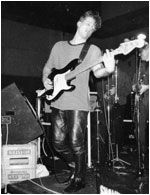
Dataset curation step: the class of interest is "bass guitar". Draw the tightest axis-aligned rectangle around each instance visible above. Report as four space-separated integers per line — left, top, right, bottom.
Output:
36 38 145 101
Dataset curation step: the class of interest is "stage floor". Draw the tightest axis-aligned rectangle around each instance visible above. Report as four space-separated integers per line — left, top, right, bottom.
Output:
5 162 149 194
3 144 149 194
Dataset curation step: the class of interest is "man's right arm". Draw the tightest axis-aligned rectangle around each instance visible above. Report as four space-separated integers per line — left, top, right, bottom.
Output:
42 66 53 90
42 66 50 83
42 43 58 90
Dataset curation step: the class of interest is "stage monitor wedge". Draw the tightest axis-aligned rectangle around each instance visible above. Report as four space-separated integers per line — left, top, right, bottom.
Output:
1 83 43 144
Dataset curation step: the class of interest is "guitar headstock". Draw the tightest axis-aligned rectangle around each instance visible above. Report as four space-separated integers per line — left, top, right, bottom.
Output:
115 38 145 55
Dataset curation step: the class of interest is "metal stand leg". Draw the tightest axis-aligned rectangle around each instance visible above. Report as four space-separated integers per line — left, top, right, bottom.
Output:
112 144 131 167
95 108 102 194
87 112 92 168
106 104 114 167
95 108 101 164
136 98 143 177
36 97 41 159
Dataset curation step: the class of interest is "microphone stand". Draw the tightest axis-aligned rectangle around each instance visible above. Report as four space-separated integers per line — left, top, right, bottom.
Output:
95 100 102 194
135 49 143 177
105 76 114 167
111 66 131 167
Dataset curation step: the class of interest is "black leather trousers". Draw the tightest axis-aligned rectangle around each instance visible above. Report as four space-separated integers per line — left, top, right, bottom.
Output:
51 107 88 180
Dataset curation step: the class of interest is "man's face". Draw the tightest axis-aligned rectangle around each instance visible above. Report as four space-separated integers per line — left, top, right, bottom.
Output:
77 17 96 39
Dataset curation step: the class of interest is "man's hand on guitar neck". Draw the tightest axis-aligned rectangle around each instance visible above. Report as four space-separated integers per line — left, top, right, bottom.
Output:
93 49 115 78
103 49 115 73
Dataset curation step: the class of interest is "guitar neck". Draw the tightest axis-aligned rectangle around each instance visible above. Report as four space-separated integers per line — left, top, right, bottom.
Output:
65 48 121 81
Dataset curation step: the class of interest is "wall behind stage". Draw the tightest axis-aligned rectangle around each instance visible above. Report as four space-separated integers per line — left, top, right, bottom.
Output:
2 19 148 78
1 19 61 77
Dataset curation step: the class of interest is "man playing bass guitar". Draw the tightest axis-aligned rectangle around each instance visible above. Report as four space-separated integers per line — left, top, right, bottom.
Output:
42 10 115 193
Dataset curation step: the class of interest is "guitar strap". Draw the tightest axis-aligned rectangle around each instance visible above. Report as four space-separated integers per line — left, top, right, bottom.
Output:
78 43 91 63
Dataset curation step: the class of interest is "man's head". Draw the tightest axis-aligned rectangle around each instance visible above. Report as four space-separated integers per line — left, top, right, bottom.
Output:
77 10 102 40
79 11 102 31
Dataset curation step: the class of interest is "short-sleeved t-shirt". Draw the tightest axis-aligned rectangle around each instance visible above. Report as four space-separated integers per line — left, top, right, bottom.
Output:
44 41 101 111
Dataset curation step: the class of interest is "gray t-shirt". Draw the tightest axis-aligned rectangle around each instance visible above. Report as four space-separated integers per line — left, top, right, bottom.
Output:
43 41 102 111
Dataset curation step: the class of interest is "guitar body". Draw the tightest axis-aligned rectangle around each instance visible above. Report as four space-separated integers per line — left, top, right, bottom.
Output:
46 58 79 101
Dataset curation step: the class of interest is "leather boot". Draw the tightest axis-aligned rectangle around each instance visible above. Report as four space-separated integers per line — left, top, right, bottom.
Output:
58 151 75 184
64 178 85 193
59 150 74 166
63 167 75 185
63 174 75 185
64 152 86 193
74 151 86 179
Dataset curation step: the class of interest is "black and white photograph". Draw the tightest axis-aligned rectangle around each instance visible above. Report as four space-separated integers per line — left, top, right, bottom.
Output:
1 1 149 194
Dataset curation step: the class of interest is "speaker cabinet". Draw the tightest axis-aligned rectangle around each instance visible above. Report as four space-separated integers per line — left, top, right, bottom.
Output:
1 83 43 144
